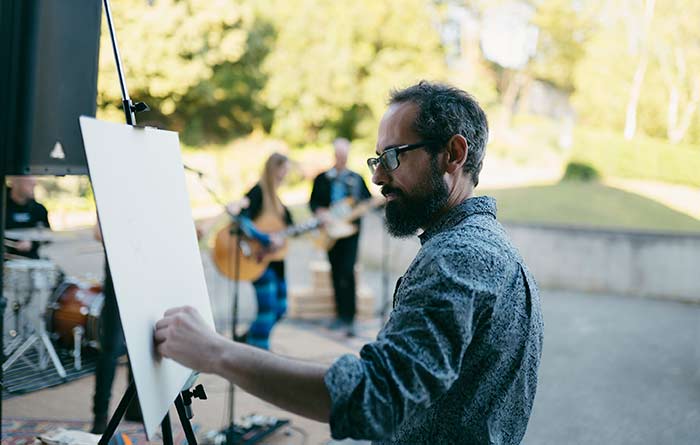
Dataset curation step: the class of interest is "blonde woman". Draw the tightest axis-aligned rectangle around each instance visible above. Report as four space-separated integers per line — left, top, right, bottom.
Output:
237 153 292 349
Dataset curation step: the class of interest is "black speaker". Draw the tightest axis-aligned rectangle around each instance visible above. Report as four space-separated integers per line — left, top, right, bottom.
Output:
0 0 102 176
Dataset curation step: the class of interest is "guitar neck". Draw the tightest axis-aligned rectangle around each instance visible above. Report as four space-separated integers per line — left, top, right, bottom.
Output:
342 197 382 222
272 197 381 240
279 219 320 239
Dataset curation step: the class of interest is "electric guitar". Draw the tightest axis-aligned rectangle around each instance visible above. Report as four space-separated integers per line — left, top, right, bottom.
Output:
313 196 384 251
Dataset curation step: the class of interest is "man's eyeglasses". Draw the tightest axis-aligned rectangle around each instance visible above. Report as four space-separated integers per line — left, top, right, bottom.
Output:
366 141 437 174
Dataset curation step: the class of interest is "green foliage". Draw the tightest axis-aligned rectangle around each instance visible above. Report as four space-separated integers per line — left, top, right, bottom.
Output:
91 0 700 192
259 0 447 145
562 161 600 182
572 26 634 131
97 0 262 142
570 127 700 187
530 0 598 92
572 0 700 144
97 0 447 146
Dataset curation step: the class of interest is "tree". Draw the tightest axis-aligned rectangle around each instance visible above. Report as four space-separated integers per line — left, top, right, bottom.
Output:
258 0 447 145
652 0 700 144
97 0 263 143
530 0 598 93
573 0 700 145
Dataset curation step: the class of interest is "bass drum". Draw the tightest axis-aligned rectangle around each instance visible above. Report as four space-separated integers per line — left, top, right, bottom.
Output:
46 280 104 350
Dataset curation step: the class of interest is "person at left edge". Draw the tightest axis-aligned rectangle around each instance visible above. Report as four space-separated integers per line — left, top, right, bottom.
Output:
4 176 50 259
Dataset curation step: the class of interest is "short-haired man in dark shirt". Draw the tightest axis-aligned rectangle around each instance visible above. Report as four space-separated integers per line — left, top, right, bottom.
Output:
4 176 51 260
155 81 544 444
309 138 372 337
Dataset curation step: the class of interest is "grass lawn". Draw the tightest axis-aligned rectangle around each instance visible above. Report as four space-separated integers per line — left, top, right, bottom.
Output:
478 181 700 233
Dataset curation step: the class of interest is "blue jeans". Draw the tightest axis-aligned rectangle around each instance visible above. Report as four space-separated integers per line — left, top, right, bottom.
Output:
247 263 287 350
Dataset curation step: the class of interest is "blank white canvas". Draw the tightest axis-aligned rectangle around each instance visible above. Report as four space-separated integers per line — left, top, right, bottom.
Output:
79 117 214 439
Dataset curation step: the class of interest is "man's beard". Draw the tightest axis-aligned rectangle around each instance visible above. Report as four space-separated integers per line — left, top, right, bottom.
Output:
383 158 449 238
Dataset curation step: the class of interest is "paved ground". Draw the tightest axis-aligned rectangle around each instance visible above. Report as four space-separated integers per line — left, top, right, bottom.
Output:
4 219 700 444
524 291 700 445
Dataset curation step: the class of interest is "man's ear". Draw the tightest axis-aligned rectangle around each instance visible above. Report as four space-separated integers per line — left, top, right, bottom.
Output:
444 135 468 174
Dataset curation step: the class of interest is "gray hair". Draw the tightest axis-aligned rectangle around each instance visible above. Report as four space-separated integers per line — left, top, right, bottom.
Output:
389 81 489 187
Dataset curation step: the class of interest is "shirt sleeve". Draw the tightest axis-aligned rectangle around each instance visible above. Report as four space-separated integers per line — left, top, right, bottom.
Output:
356 173 371 201
309 174 329 213
237 216 270 246
323 249 480 440
240 184 263 221
38 204 50 229
238 185 270 245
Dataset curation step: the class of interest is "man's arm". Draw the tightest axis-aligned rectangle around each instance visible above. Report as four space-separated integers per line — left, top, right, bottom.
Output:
39 203 51 229
154 306 332 422
309 174 329 214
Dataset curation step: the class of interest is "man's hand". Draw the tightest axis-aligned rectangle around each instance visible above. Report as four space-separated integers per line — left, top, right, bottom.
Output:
268 233 285 252
315 208 331 227
155 308 332 423
154 306 224 374
226 197 250 216
15 240 32 252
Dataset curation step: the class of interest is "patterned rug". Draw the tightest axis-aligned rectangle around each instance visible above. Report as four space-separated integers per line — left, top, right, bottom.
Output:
1 417 191 445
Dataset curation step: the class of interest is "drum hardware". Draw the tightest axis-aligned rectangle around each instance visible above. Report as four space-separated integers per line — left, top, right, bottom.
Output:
2 259 66 378
2 323 67 378
73 325 85 370
4 227 82 243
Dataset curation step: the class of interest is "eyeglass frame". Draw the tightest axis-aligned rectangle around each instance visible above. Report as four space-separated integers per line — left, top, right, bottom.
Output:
366 140 439 174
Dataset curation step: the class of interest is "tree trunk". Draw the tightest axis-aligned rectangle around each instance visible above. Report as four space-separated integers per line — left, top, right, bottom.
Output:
623 0 656 140
668 75 700 144
623 53 648 140
497 70 527 132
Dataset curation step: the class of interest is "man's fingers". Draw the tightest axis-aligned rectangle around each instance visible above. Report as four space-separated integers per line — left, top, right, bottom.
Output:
155 317 171 330
156 342 170 358
163 306 188 317
154 325 169 343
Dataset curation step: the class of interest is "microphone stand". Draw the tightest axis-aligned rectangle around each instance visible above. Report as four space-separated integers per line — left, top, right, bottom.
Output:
182 166 246 443
185 167 291 444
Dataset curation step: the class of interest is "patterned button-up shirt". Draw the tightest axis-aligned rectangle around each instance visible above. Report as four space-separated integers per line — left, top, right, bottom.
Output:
324 196 544 444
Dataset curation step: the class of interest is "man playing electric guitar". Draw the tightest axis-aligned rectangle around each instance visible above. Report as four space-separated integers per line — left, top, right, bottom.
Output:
309 138 372 337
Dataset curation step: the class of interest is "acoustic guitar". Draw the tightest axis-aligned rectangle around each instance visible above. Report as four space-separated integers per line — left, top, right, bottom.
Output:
212 197 383 282
213 212 319 282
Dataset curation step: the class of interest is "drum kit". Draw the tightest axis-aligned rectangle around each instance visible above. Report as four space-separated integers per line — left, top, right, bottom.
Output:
2 228 104 377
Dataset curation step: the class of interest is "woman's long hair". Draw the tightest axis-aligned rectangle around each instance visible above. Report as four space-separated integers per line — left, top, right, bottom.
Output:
260 152 289 218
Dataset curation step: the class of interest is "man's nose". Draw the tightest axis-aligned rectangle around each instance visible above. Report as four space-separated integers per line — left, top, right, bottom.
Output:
371 163 388 186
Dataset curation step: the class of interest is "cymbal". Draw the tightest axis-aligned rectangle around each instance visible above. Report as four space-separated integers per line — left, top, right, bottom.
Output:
4 228 81 243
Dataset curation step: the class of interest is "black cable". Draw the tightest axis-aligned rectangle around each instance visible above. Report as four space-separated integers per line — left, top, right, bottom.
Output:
285 424 308 445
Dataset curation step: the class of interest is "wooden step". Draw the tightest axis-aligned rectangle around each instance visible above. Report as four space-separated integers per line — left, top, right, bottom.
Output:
288 287 374 319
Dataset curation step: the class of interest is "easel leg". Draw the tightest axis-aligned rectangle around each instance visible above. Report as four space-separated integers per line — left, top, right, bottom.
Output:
98 381 137 445
162 413 174 445
175 395 198 445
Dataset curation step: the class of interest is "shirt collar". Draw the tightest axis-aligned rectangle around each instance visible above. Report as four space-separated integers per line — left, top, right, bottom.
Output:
418 196 497 245
326 168 350 179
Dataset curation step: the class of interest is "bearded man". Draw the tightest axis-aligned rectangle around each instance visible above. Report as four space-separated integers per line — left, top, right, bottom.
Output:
155 81 544 445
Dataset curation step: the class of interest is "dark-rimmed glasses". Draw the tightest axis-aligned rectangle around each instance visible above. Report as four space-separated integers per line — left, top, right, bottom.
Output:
366 141 437 174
